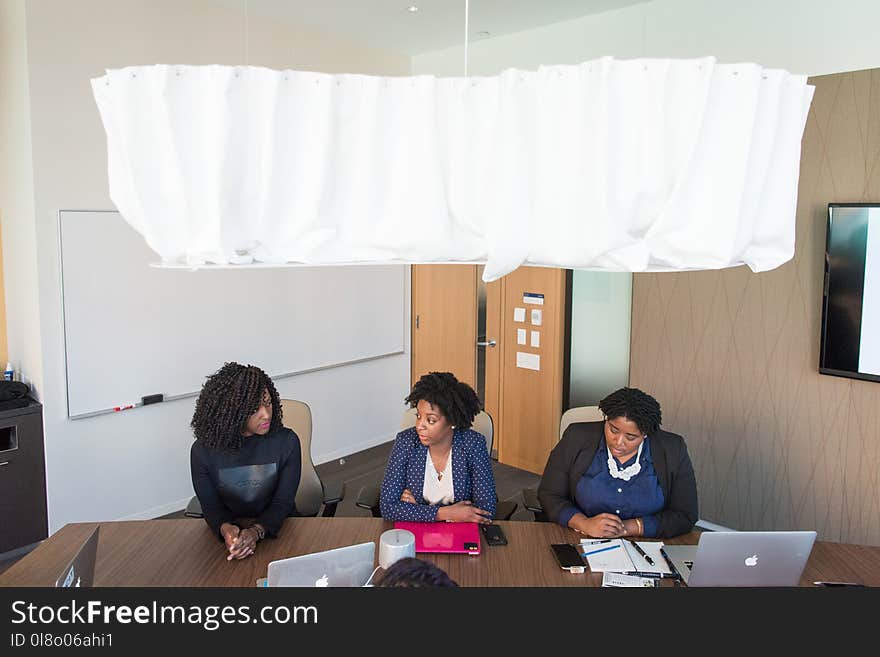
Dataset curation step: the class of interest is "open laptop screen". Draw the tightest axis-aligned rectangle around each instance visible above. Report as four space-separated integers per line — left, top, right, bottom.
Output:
664 530 816 587
55 526 100 588
266 542 375 587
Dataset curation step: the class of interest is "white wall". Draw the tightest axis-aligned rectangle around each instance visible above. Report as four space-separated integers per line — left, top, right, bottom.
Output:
0 0 42 396
12 0 411 531
413 0 880 411
413 0 880 77
15 0 880 533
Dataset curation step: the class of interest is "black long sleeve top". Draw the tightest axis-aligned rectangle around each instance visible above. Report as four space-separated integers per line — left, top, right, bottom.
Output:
190 427 301 540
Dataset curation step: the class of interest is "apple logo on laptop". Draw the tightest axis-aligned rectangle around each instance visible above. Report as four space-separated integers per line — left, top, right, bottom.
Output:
315 574 329 587
745 554 759 567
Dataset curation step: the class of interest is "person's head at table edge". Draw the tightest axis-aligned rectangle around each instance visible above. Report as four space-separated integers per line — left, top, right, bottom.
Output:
406 372 482 447
598 387 662 464
191 362 283 449
377 557 459 588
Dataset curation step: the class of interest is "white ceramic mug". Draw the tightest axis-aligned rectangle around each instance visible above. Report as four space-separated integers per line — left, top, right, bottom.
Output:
378 529 416 569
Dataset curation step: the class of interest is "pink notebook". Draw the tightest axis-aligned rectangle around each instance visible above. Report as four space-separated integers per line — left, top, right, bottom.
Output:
394 521 481 555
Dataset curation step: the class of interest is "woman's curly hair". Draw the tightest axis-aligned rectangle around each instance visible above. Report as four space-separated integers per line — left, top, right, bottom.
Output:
598 387 662 436
191 362 283 450
377 557 458 588
405 371 482 430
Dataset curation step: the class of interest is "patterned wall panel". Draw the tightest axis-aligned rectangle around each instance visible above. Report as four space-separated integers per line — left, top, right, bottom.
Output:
631 68 880 546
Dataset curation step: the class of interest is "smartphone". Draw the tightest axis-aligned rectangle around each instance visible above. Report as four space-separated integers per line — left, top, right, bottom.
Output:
481 524 508 546
551 543 586 571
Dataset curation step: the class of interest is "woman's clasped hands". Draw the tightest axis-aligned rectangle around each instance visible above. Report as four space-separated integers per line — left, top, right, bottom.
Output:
399 488 492 524
221 523 259 561
570 512 629 538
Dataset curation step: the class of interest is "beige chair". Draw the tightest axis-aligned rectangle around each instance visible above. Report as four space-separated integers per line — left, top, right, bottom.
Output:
185 398 344 519
355 408 517 520
522 405 603 521
558 405 604 436
398 407 495 453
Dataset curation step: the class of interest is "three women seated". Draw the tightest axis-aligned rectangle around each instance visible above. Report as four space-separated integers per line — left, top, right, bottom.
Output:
189 360 696 563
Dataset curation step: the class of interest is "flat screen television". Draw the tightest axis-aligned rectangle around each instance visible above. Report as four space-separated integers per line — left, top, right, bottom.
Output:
819 203 880 382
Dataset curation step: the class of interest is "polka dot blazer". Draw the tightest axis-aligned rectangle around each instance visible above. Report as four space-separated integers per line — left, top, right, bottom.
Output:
379 427 497 522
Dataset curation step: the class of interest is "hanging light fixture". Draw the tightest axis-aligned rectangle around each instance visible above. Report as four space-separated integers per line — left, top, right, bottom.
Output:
89 4 814 282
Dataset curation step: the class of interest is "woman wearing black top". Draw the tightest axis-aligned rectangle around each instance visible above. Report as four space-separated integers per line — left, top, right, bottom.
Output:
190 362 301 561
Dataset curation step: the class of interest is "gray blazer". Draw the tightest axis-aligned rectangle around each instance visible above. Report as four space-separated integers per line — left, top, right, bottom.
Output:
537 421 698 538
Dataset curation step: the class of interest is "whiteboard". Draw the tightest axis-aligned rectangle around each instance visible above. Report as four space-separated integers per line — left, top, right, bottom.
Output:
60 211 406 418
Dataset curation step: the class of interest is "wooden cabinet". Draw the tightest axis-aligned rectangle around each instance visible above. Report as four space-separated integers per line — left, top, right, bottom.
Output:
0 399 48 554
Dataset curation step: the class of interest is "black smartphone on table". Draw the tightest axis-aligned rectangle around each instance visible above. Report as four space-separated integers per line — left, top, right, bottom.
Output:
551 543 586 571
481 524 508 546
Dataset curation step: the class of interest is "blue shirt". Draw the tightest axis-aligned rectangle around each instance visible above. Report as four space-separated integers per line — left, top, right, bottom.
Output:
558 438 665 538
379 427 497 522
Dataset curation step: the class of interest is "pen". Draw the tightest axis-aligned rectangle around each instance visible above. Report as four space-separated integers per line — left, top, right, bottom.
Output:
659 546 680 579
623 571 680 579
628 539 655 566
813 581 865 587
582 544 621 557
580 539 612 545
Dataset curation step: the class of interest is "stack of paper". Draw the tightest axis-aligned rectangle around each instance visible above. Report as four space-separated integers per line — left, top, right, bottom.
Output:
579 538 672 574
602 572 658 587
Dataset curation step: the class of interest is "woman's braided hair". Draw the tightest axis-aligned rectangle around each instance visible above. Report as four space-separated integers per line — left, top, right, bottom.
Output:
191 362 283 450
597 387 662 436
405 371 482 430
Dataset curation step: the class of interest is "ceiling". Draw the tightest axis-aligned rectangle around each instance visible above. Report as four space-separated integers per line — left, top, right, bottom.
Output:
210 0 649 56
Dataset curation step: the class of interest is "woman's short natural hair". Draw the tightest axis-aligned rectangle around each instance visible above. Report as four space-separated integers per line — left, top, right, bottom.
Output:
376 558 458 588
405 371 482 430
598 387 662 436
191 362 282 450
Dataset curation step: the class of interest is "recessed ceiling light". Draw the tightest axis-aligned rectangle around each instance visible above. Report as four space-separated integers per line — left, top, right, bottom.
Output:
407 4 418 12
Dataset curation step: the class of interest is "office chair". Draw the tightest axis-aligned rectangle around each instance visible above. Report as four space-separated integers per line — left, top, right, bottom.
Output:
522 405 604 522
185 398 345 519
354 408 518 521
522 406 717 531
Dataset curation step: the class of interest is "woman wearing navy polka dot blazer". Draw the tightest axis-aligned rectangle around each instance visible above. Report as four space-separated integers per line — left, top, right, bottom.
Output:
379 372 497 523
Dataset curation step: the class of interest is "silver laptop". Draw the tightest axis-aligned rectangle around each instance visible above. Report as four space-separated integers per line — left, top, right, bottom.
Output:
55 526 100 587
664 531 816 587
266 542 375 587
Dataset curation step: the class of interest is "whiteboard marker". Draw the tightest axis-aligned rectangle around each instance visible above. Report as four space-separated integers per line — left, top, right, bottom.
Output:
113 404 136 412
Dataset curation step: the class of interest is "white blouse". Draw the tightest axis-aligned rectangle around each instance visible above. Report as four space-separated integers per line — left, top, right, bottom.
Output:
422 450 454 506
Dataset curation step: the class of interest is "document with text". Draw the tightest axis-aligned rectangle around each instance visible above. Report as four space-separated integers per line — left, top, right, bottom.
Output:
579 539 671 574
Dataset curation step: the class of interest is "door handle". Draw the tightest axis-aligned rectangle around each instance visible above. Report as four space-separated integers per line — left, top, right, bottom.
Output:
476 339 497 348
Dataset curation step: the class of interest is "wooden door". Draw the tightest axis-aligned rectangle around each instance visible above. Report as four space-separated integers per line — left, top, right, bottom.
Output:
487 267 569 474
411 264 478 388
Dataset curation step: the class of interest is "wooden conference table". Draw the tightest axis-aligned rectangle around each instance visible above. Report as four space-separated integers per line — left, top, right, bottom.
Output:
2 517 879 587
